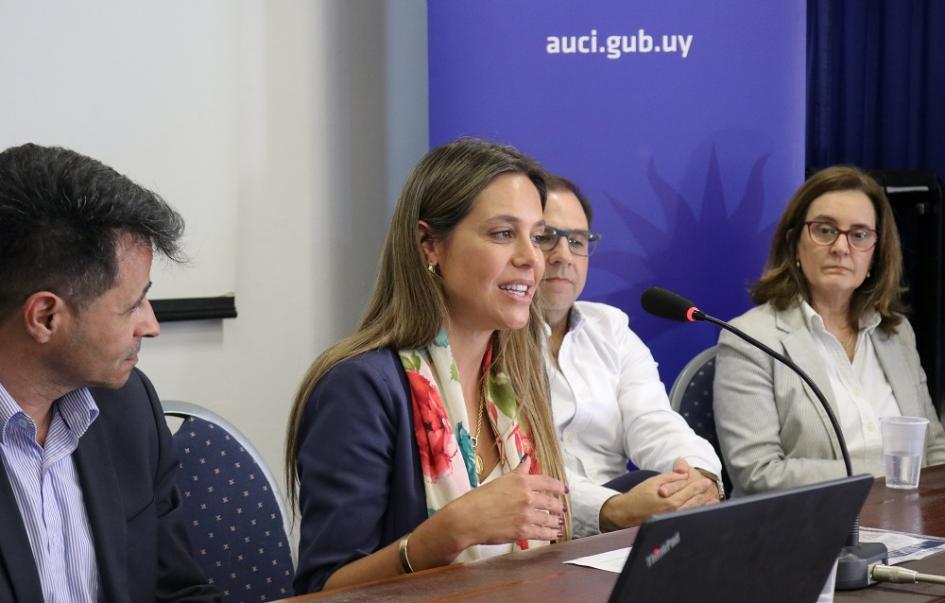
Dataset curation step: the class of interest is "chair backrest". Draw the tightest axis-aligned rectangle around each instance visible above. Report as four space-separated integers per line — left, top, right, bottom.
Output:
668 346 731 496
163 400 294 603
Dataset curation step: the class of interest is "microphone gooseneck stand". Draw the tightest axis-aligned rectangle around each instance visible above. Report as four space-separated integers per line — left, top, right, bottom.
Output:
641 287 888 590
698 313 887 589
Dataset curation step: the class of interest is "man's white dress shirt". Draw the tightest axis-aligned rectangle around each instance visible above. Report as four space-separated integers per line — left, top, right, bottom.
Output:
547 301 721 536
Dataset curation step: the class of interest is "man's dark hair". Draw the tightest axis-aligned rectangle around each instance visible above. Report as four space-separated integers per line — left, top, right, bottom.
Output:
0 143 184 320
545 174 593 226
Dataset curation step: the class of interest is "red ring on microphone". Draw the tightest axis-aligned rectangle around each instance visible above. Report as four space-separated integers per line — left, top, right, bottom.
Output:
686 307 699 322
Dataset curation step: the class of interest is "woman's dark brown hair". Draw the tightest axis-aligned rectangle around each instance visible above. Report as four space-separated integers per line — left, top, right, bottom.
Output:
750 166 904 332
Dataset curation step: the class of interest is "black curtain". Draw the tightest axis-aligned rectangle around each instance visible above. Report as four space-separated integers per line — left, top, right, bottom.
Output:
807 0 945 181
808 0 945 408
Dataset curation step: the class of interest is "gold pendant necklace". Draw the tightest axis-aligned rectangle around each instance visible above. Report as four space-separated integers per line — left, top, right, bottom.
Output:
470 393 486 479
841 327 857 359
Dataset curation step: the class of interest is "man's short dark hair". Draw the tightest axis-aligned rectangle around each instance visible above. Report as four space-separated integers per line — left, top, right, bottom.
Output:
545 174 593 226
0 143 184 320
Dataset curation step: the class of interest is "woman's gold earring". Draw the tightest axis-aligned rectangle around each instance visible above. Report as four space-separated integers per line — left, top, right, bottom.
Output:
795 259 800 269
427 263 436 275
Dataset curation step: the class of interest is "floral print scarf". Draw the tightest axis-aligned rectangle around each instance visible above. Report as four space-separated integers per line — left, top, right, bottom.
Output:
399 329 546 561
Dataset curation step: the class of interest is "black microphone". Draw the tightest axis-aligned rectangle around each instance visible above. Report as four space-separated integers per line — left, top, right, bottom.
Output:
641 286 887 590
640 287 705 323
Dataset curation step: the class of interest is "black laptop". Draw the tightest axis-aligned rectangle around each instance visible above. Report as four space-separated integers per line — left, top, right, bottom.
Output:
607 475 873 603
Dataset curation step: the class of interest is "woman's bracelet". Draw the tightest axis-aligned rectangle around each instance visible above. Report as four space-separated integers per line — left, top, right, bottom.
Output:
398 533 415 574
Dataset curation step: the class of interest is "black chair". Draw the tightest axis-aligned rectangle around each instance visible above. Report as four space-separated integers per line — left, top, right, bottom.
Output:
668 346 732 496
163 401 294 602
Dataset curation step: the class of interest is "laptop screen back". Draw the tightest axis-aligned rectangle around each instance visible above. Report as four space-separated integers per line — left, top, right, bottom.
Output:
608 475 873 603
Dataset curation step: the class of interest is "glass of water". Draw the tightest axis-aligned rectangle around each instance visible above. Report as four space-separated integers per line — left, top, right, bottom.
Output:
880 416 929 490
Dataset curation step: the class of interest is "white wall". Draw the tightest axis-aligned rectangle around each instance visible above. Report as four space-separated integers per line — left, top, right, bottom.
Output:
0 0 429 515
0 1 241 299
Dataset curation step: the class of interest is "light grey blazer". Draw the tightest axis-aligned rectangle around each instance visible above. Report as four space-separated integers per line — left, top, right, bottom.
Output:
713 302 945 496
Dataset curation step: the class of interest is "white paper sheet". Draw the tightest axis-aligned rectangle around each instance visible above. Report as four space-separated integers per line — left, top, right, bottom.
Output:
860 527 945 564
564 546 631 573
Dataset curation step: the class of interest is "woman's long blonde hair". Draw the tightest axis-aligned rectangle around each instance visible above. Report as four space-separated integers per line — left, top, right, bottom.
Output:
285 138 570 537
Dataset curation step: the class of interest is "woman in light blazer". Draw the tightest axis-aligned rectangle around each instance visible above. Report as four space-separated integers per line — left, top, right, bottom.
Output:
713 166 945 495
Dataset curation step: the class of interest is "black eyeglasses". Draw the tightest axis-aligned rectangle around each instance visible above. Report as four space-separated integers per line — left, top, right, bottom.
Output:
535 226 601 257
804 221 878 251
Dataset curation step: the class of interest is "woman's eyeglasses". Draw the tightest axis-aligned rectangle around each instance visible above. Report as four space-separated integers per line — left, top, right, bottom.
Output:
804 221 878 251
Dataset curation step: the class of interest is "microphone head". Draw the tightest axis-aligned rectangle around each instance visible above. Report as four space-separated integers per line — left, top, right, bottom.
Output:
640 287 703 322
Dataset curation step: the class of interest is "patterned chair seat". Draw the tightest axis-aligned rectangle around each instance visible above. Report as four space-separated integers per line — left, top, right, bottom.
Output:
164 401 294 602
668 346 732 496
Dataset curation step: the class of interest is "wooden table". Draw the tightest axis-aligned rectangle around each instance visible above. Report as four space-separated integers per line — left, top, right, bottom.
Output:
840 464 945 602
281 466 945 602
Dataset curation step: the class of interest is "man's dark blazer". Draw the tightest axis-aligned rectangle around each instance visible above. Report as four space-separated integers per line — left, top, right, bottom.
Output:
0 368 220 602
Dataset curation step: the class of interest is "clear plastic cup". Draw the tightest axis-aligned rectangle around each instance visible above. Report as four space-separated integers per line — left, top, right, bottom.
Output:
880 416 929 490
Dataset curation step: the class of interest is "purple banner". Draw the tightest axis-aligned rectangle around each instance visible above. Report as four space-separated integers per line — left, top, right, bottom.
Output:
428 0 806 384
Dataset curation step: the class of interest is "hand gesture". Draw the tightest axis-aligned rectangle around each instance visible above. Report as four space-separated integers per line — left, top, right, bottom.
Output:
445 454 569 548
600 459 717 531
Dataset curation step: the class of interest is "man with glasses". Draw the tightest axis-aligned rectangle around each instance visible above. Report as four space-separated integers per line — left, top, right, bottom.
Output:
537 175 723 537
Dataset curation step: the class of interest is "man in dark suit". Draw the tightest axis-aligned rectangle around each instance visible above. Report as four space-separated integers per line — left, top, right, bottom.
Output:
0 143 219 601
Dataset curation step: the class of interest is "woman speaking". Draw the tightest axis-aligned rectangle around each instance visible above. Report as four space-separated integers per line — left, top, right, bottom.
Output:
285 138 570 593
713 166 945 495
